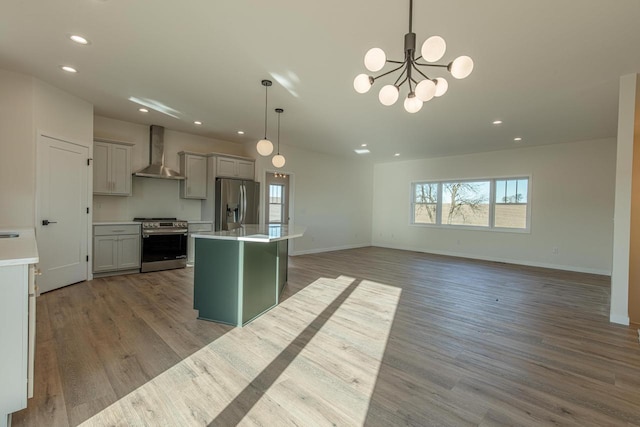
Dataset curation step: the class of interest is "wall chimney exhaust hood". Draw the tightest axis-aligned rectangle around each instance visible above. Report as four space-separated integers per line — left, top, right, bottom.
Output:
133 125 185 180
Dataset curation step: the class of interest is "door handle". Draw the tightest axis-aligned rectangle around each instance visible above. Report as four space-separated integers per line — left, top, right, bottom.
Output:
42 220 58 226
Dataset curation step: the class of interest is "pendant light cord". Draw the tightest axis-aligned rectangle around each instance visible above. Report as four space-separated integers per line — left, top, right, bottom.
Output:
263 85 269 139
277 112 281 154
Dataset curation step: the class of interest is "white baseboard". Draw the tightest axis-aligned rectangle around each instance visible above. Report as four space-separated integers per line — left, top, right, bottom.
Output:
372 242 611 276
291 243 370 256
609 313 630 326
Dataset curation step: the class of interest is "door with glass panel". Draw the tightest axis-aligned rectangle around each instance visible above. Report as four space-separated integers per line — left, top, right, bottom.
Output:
265 173 290 225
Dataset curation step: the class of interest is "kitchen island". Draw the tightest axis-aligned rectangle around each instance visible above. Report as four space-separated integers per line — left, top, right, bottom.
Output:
192 224 304 326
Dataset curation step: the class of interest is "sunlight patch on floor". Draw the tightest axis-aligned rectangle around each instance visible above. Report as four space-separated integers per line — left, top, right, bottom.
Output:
80 275 401 426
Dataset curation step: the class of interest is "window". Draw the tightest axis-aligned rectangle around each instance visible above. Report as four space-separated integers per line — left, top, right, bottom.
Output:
413 183 438 224
494 179 528 229
442 181 490 226
268 184 285 224
411 177 530 231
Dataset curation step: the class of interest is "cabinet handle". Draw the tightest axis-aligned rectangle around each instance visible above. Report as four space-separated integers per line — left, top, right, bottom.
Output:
112 229 125 233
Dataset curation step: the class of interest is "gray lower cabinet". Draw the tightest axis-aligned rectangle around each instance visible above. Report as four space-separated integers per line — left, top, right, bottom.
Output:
93 225 140 274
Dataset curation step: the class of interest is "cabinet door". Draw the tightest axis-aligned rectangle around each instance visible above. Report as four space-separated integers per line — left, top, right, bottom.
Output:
237 160 255 180
117 235 140 270
217 157 237 177
110 144 132 195
185 155 207 199
93 235 118 272
93 142 111 194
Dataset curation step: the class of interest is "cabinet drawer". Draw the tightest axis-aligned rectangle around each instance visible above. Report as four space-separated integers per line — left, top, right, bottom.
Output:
94 224 140 236
188 223 213 233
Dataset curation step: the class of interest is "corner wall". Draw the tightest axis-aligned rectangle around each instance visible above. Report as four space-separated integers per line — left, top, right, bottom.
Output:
372 138 616 275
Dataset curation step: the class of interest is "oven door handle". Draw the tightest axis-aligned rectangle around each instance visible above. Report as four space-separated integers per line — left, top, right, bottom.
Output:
142 231 188 237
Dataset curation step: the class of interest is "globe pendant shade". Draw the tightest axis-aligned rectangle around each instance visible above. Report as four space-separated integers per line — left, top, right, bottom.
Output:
404 96 423 113
450 56 474 79
272 154 286 168
353 74 373 93
434 77 449 97
415 79 436 102
379 85 399 106
364 48 386 72
421 36 446 62
256 139 274 156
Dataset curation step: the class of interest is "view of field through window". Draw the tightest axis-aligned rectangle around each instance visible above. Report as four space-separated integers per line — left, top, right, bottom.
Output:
413 178 529 229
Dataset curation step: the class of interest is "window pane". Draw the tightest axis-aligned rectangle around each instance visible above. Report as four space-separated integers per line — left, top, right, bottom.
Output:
414 183 437 203
495 180 506 204
517 179 528 202
269 204 282 223
442 181 490 226
414 203 437 224
269 184 283 203
495 204 527 228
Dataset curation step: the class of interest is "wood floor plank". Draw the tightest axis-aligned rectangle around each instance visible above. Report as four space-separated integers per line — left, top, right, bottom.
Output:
11 247 640 426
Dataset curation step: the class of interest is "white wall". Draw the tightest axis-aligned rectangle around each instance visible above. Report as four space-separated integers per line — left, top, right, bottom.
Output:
0 70 35 227
0 70 93 227
252 143 373 255
92 116 249 221
372 138 616 275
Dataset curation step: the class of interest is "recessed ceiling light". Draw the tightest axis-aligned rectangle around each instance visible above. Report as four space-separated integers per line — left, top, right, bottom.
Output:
394 153 400 157
194 121 202 125
69 35 89 45
139 108 148 113
237 131 245 135
61 66 77 73
514 137 523 142
493 120 503 125
354 148 370 154
361 143 367 147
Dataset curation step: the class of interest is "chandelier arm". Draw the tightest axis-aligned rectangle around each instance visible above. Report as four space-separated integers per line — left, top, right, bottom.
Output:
412 62 431 81
373 61 407 82
394 67 408 86
414 62 449 68
387 60 405 64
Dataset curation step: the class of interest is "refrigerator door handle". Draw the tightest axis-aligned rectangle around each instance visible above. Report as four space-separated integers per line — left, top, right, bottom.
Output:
243 184 248 224
238 184 244 224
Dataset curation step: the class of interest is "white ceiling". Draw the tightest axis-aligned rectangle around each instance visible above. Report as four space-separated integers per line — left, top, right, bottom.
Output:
1 0 639 161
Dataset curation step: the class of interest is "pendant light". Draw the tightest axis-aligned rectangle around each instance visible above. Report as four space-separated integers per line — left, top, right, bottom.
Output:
272 108 286 168
256 80 274 156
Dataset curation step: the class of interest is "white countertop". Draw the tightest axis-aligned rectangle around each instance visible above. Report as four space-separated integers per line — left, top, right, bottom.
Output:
193 224 305 243
93 221 141 226
0 228 39 267
188 220 213 224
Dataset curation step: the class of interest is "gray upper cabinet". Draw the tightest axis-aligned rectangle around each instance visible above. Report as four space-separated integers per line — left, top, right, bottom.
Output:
216 156 254 180
93 139 133 196
179 152 207 199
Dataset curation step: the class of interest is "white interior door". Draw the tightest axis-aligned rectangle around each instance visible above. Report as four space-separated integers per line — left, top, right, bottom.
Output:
36 134 89 293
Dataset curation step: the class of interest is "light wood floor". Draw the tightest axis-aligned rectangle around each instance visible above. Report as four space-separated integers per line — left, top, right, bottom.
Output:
12 247 640 426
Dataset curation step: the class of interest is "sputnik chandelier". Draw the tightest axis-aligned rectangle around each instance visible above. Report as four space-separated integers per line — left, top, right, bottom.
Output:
353 0 474 113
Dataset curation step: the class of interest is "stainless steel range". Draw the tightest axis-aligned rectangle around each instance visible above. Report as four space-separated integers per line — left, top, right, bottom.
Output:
135 217 188 272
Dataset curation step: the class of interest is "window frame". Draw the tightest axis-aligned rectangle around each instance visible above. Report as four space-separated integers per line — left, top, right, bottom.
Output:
410 175 531 233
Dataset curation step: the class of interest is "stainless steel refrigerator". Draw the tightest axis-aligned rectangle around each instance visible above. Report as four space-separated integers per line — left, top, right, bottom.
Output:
215 178 260 231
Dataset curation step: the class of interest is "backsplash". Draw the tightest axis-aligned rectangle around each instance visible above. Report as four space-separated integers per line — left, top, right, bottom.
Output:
92 177 202 221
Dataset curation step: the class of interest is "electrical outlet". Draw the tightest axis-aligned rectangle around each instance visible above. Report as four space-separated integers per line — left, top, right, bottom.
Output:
552 247 559 255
